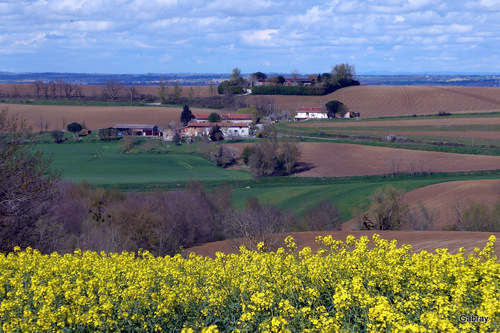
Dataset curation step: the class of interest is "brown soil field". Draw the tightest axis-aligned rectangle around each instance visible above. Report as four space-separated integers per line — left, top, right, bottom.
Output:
327 86 500 117
245 85 500 116
341 180 500 231
2 103 215 131
405 180 500 229
228 142 500 177
184 230 500 258
293 142 500 178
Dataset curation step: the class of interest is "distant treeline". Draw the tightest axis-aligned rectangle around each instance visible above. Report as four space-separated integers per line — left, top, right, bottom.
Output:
252 79 360 96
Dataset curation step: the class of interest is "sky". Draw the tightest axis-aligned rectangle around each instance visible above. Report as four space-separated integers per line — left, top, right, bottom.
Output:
1 0 500 75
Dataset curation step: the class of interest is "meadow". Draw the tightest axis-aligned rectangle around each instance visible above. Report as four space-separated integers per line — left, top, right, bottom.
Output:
36 139 252 188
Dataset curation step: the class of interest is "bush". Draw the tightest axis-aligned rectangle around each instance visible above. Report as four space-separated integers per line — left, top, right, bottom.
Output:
217 80 245 95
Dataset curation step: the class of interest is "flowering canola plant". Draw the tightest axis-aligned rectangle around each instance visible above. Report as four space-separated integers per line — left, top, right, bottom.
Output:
0 234 498 332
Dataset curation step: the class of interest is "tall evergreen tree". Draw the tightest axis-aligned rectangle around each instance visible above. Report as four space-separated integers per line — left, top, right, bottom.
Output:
180 105 194 125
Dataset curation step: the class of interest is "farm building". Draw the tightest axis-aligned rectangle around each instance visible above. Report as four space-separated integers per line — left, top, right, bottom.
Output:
294 107 329 121
112 124 161 137
343 111 361 118
192 113 253 124
183 122 250 139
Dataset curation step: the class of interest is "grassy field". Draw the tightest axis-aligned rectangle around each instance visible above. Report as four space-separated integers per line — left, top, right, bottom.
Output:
35 131 500 221
36 139 253 188
231 172 500 220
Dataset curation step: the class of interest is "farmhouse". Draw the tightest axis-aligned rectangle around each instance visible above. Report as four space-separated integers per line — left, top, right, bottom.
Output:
112 124 161 137
192 113 253 124
183 122 250 139
294 107 329 121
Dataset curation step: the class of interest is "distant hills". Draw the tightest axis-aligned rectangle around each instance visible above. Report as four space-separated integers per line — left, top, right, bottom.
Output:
0 71 499 87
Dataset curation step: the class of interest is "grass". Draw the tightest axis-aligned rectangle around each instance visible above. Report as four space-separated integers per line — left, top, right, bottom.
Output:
230 171 500 220
33 131 500 221
36 140 253 187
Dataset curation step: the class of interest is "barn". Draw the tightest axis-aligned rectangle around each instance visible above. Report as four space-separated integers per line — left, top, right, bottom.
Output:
112 124 160 137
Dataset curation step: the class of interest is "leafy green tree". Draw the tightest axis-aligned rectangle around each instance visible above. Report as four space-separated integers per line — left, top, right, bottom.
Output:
67 122 82 138
274 75 286 85
180 105 194 125
325 100 347 118
207 112 222 123
209 124 224 141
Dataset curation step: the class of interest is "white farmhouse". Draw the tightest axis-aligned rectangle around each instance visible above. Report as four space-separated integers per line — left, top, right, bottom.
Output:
294 107 329 121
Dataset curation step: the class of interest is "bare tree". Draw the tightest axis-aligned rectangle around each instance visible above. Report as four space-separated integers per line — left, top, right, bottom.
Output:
226 197 292 251
0 107 61 252
101 80 123 101
359 185 409 230
127 86 138 106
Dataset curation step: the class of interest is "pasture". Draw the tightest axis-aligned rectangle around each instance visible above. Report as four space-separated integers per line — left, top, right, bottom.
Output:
36 140 252 188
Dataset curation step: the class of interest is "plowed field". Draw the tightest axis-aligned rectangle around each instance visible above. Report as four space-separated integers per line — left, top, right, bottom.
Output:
2 103 213 131
295 142 500 177
246 85 500 116
405 180 500 229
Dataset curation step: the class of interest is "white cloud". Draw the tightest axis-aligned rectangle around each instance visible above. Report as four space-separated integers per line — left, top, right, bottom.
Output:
1 0 500 73
242 29 278 46
394 15 405 23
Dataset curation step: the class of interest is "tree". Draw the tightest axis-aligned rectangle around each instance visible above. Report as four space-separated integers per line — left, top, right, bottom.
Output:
359 185 409 230
325 100 347 118
67 122 82 138
172 132 182 145
302 200 342 231
1 107 61 252
207 112 222 123
331 63 356 83
157 77 169 104
101 80 123 101
180 105 194 125
51 130 64 143
231 67 242 81
173 81 182 101
209 124 224 141
274 75 286 85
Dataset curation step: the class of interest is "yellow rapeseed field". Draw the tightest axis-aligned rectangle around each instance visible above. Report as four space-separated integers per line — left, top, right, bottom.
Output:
0 235 498 332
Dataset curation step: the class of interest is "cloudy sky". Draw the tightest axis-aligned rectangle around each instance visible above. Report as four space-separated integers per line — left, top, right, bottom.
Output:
1 0 499 75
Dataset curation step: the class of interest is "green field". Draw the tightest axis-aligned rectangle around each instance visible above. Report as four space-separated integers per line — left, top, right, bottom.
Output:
37 140 253 188
35 132 500 221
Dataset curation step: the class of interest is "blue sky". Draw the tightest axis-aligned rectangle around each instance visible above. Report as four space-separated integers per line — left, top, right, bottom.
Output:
1 0 500 75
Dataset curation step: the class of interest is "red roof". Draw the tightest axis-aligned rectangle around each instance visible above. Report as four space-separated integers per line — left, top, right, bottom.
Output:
187 122 249 128
192 113 252 120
